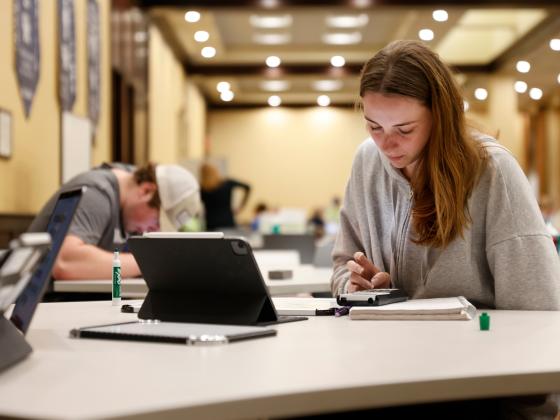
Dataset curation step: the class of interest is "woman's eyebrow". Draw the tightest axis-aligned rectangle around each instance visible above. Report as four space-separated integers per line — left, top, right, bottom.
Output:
364 116 417 127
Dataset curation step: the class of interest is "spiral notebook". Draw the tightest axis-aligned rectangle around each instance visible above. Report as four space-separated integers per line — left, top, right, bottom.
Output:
349 296 476 320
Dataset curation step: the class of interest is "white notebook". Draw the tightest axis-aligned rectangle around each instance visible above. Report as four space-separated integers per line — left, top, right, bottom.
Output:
349 296 476 321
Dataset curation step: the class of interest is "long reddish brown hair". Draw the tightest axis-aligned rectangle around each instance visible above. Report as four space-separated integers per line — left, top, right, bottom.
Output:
359 40 487 248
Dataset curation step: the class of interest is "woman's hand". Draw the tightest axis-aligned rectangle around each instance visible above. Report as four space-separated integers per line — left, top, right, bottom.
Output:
346 251 391 292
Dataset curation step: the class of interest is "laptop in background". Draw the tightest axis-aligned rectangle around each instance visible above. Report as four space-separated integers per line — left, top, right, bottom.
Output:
262 234 316 264
10 187 84 334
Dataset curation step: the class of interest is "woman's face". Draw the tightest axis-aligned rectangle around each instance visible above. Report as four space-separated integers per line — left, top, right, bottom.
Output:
362 92 432 180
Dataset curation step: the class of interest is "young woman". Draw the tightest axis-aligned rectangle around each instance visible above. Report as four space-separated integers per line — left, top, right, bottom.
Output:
330 38 560 420
331 40 560 310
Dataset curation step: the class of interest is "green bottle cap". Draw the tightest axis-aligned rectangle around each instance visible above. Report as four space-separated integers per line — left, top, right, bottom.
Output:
479 312 490 331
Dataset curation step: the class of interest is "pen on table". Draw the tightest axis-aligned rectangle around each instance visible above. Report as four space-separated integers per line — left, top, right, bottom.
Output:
335 306 350 317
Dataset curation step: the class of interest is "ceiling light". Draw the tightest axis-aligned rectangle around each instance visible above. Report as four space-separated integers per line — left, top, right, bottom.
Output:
317 95 331 107
463 100 469 112
253 33 291 45
249 14 292 28
261 0 280 8
220 90 234 102
474 88 488 101
550 39 560 51
418 29 434 41
260 80 290 91
134 31 147 43
184 11 200 23
516 60 530 73
432 10 448 22
325 14 369 28
352 0 371 7
322 32 362 45
268 95 282 107
557 73 560 84
312 80 343 91
529 87 543 100
216 82 231 93
514 81 527 94
265 55 281 68
201 46 216 58
194 31 209 42
330 55 345 67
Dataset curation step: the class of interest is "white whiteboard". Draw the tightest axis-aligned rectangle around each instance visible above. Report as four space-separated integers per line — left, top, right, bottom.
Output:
62 111 92 183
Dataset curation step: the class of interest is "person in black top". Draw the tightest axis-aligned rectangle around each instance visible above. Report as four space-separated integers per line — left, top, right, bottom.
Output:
199 163 251 231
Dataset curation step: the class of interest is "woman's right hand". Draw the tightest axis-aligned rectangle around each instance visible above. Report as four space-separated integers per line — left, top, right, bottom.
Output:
346 251 391 292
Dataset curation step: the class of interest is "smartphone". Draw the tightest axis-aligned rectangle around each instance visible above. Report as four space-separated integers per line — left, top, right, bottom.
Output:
337 288 408 306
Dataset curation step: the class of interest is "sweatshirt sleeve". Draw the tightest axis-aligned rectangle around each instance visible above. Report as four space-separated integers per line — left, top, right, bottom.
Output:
484 147 560 310
330 146 367 296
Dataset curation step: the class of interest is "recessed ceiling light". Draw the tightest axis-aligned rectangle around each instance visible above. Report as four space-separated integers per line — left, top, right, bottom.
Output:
253 33 291 45
249 14 292 28
529 87 543 100
265 55 281 68
516 61 531 73
134 31 147 43
312 80 343 91
463 100 469 112
201 46 216 58
268 95 282 107
194 31 209 42
317 95 331 107
261 0 280 8
184 11 200 23
220 90 234 102
322 32 362 45
474 88 488 101
418 29 434 41
325 14 369 28
330 55 346 67
352 0 371 7
216 82 231 93
432 10 448 22
514 81 528 94
550 39 560 51
260 80 290 91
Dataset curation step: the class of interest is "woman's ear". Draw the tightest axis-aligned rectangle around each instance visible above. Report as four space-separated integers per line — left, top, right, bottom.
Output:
139 181 157 202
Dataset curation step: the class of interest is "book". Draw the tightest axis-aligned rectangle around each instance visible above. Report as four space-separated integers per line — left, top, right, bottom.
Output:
349 296 476 320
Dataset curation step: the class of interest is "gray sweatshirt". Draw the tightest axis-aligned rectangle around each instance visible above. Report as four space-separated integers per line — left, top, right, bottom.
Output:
331 137 560 310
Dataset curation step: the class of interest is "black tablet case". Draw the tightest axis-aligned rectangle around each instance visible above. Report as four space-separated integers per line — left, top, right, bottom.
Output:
128 236 281 326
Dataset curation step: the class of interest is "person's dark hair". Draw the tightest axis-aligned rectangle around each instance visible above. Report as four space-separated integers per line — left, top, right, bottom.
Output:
133 163 161 209
359 40 487 248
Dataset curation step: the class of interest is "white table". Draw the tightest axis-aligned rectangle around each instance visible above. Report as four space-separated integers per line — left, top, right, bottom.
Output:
53 265 333 297
1 301 560 419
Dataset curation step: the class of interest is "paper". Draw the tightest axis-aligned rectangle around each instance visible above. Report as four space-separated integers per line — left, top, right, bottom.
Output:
272 297 340 316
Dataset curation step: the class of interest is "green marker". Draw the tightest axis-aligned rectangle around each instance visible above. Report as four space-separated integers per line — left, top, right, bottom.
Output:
112 249 121 306
479 312 490 331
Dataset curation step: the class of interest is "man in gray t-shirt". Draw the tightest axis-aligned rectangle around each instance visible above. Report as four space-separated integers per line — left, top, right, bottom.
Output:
29 163 200 280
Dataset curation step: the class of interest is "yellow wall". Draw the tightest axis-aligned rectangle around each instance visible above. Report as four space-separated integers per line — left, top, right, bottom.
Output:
0 0 111 214
148 25 185 164
208 107 366 222
148 26 207 164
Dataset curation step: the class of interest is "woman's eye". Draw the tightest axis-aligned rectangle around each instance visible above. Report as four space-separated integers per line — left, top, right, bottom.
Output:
369 126 382 131
398 129 412 135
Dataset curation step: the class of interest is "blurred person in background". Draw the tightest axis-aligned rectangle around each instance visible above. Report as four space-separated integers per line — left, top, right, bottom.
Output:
200 163 251 231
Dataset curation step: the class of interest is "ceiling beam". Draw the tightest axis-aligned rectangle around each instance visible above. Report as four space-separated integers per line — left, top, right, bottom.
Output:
138 0 560 7
185 62 493 77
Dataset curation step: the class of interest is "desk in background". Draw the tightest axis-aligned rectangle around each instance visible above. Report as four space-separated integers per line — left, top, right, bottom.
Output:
53 265 333 297
1 301 560 419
